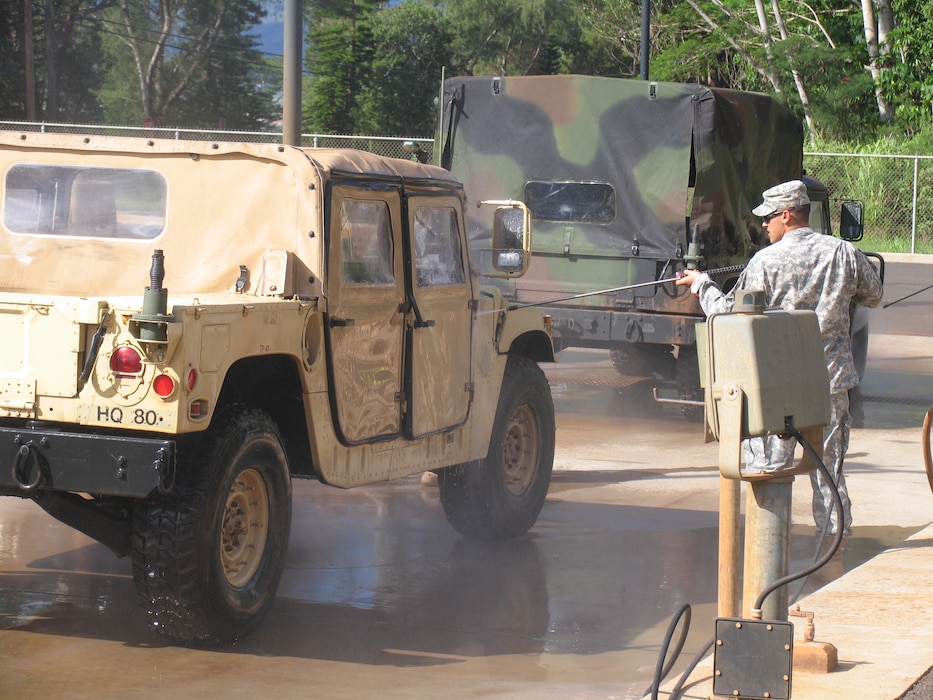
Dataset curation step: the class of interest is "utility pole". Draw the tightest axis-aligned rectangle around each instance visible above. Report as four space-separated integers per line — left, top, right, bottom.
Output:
282 0 302 146
23 0 36 120
45 0 58 119
639 0 650 80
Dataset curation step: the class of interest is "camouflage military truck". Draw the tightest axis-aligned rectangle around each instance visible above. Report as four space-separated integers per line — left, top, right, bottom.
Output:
437 74 870 395
0 130 555 643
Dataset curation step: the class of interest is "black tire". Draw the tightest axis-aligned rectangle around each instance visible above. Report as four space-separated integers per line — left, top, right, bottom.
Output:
438 355 555 540
676 345 703 420
852 324 869 380
131 408 292 644
610 342 675 378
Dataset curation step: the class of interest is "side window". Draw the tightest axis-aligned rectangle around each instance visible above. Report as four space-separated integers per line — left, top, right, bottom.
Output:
339 199 395 285
413 206 466 287
523 180 616 224
3 164 166 239
808 201 829 236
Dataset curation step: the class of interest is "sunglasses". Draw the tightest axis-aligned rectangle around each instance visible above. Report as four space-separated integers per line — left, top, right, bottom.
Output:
762 210 786 224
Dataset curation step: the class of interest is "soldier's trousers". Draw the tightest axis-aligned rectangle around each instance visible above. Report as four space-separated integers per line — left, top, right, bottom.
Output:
741 391 851 534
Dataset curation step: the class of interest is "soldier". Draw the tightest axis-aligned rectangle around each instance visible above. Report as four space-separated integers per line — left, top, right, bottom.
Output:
677 180 883 535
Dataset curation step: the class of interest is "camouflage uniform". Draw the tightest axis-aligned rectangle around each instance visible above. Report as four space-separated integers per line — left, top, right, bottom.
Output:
689 219 883 533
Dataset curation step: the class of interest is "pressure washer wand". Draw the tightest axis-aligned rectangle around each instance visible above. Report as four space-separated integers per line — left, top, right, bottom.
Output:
480 262 747 316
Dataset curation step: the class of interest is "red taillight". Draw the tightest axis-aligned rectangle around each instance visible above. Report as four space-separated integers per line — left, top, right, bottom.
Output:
153 373 176 398
186 368 197 391
189 399 208 419
110 346 142 376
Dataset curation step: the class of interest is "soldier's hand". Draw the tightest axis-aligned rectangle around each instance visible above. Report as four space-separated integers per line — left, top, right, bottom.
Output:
676 269 701 287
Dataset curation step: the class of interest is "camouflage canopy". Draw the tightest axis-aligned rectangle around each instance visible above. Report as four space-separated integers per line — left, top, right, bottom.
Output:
438 75 804 265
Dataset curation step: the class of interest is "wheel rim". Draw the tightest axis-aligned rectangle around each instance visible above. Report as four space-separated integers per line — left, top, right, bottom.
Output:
503 404 539 496
221 467 269 588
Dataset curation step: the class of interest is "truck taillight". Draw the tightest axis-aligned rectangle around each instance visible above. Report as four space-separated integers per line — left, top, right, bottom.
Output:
153 373 176 398
111 346 142 376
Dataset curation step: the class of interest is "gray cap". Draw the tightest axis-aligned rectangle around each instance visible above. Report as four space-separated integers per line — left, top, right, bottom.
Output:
752 179 810 217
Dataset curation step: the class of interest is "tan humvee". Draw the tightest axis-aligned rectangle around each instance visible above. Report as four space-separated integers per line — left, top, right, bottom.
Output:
0 130 555 643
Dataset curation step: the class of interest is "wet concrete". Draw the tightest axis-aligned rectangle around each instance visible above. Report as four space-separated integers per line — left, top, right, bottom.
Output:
1 259 932 699
0 450 722 698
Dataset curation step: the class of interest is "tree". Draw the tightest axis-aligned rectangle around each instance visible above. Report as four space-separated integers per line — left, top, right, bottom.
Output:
1 1 111 122
646 1 885 141
303 0 377 134
769 0 816 144
98 0 276 128
0 1 29 119
879 0 933 134
445 0 575 76
574 0 656 78
861 0 894 123
357 2 455 136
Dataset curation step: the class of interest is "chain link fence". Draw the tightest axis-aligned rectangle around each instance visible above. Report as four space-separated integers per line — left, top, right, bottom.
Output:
804 152 933 255
1 122 928 255
0 121 435 163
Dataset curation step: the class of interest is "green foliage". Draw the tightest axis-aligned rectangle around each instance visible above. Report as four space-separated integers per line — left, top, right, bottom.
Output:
355 2 455 136
445 0 575 76
772 35 879 143
0 2 28 118
651 1 762 89
170 2 279 129
303 0 377 134
879 1 933 136
807 130 933 253
2 0 933 146
0 1 107 122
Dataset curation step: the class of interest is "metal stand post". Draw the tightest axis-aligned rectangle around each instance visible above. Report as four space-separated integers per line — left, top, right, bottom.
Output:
718 476 741 618
742 476 794 621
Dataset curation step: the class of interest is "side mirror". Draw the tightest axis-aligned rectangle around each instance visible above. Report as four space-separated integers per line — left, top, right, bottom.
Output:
839 200 863 241
481 200 533 277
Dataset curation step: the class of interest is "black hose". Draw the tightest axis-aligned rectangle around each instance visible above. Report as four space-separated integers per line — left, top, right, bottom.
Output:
669 636 715 699
790 455 847 605
645 416 847 699
646 604 692 700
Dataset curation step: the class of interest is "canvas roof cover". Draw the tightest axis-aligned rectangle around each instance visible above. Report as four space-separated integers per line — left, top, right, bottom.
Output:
440 74 804 261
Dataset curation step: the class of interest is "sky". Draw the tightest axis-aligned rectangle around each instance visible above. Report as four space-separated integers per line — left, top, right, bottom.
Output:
257 21 285 57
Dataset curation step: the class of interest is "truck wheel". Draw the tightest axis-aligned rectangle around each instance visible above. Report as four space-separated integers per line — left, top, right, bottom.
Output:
611 342 675 378
677 346 702 419
131 408 292 644
438 355 555 540
852 324 869 380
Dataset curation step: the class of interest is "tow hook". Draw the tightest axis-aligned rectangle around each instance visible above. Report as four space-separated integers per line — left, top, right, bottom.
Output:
11 438 48 491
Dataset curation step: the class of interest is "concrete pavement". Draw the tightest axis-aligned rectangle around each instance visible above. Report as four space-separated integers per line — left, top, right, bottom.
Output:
654 329 933 700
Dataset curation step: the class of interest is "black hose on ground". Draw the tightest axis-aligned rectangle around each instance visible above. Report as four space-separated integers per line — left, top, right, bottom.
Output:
643 417 847 700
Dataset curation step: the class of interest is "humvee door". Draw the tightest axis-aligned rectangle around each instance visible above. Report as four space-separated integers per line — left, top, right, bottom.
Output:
327 185 406 443
325 184 474 445
406 195 472 438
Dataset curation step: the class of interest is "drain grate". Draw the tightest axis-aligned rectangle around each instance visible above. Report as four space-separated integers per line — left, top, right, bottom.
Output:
545 370 647 389
857 394 931 407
